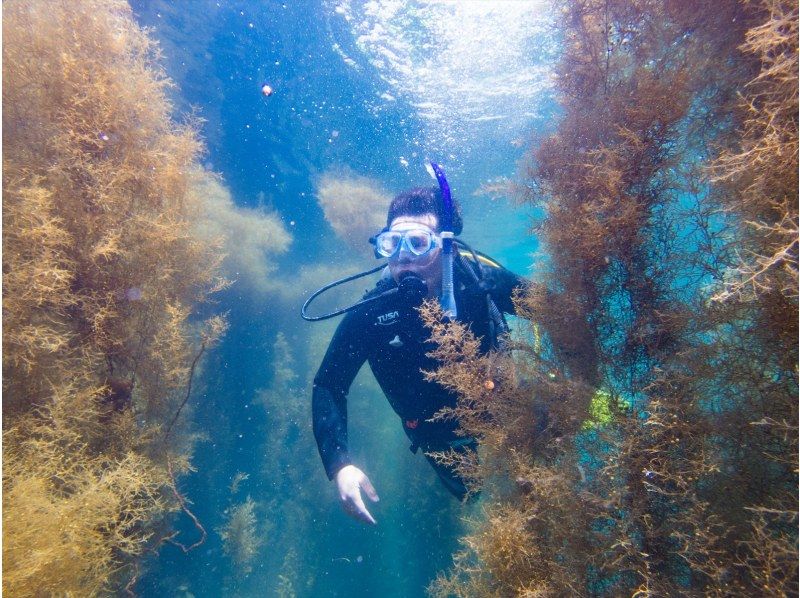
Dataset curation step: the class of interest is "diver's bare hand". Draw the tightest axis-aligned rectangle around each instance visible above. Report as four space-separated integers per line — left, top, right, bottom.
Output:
335 465 379 525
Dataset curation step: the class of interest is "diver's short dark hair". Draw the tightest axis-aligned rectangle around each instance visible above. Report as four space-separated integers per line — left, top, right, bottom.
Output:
386 187 463 235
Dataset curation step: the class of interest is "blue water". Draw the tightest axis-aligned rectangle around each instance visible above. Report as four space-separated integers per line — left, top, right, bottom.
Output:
130 1 558 595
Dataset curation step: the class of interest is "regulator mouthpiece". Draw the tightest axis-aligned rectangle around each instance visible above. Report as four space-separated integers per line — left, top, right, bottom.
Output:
398 273 427 306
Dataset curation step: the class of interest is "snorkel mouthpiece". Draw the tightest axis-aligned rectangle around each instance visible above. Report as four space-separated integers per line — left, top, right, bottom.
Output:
430 162 457 320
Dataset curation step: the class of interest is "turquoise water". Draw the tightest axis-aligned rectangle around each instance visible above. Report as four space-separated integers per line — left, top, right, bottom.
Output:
130 1 557 595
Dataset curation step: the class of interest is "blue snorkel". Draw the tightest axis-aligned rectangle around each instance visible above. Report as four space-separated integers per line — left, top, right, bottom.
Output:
430 162 457 320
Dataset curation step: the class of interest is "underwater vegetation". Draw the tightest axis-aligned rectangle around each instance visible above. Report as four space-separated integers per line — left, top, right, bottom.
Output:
427 0 797 595
191 174 291 298
315 171 392 256
218 496 264 578
421 299 594 597
3 0 231 594
254 332 325 595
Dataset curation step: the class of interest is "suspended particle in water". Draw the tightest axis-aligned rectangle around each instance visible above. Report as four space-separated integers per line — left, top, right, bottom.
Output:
399 156 409 167
124 287 143 301
261 83 274 98
356 555 363 563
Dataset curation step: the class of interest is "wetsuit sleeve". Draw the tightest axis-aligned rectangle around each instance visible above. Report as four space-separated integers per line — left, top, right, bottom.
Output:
312 310 369 480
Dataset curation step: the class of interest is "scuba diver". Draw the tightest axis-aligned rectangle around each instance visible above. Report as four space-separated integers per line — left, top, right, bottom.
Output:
303 164 526 525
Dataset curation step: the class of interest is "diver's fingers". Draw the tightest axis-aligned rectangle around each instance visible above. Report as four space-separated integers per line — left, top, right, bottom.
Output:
361 475 380 503
335 465 377 525
351 492 377 525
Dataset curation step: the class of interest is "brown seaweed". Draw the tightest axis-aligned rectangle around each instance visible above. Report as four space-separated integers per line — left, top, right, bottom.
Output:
427 0 797 595
3 0 228 594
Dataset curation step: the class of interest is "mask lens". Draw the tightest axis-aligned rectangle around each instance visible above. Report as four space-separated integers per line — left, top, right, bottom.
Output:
376 231 402 257
374 228 437 258
406 231 433 255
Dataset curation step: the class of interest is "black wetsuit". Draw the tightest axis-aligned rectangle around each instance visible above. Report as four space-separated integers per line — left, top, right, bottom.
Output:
312 252 525 499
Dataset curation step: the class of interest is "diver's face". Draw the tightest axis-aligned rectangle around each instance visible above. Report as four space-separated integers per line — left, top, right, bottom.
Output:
387 213 442 298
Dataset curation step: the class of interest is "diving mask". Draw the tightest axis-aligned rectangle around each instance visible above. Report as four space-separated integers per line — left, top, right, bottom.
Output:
371 228 440 259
